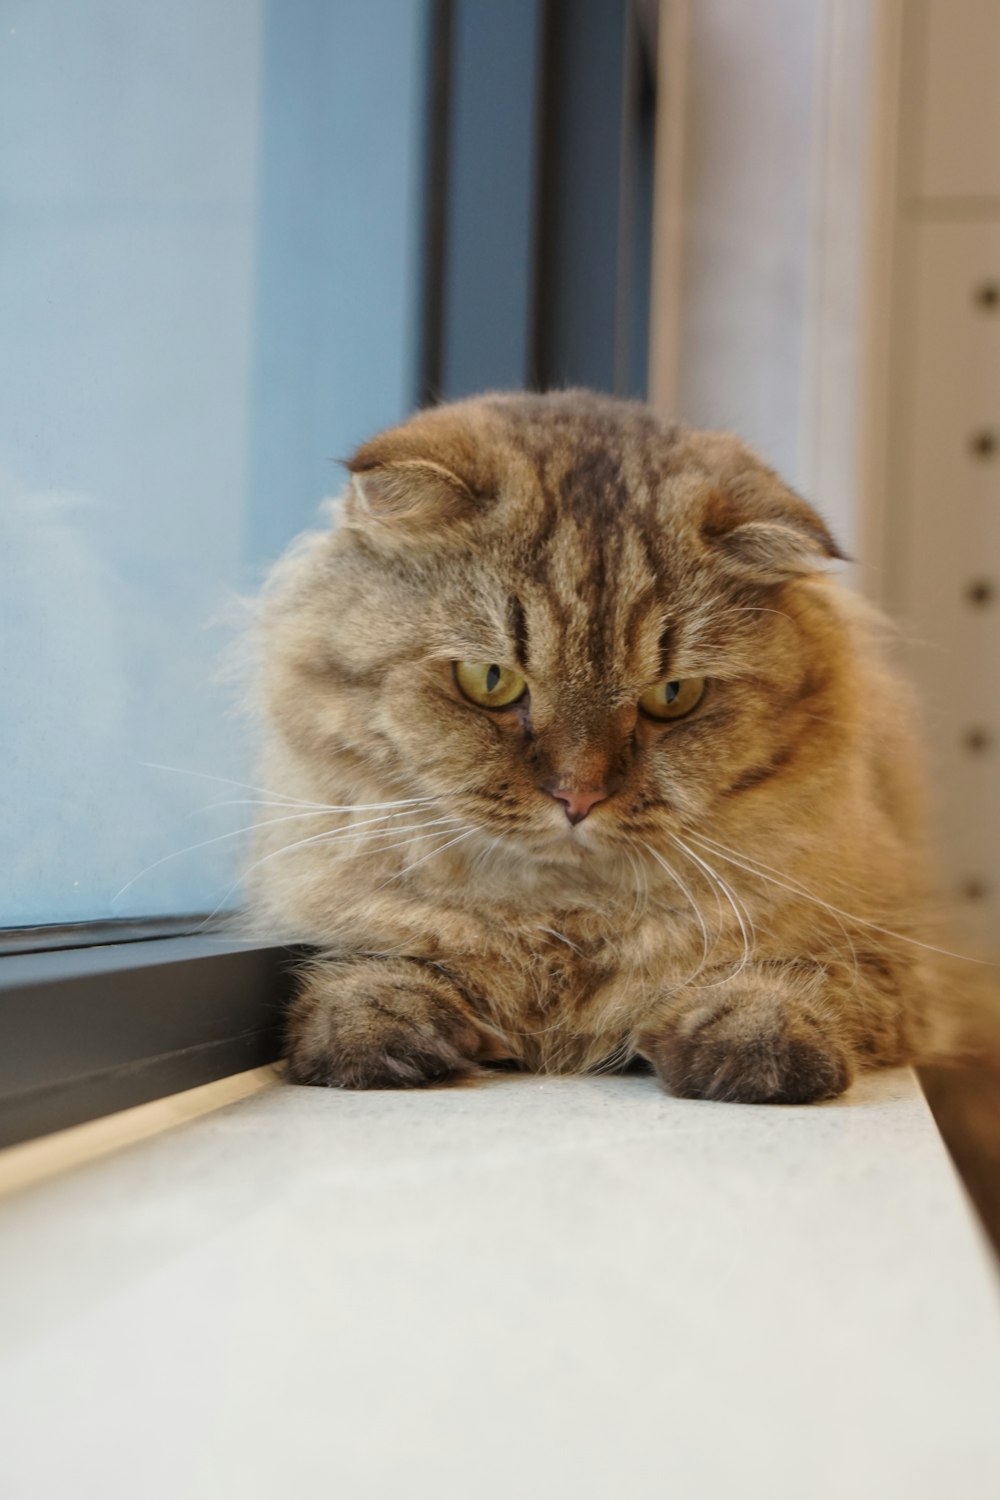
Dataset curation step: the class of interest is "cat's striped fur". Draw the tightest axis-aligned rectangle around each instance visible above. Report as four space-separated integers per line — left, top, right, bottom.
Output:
250 390 944 1103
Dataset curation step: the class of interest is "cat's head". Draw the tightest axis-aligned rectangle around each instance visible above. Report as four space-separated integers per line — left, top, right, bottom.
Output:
263 391 849 861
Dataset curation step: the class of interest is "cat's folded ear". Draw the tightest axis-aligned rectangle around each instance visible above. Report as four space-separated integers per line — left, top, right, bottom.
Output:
342 408 495 537
348 458 474 527
698 482 848 582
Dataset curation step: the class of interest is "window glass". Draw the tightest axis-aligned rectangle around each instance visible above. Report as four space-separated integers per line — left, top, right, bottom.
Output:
0 0 430 925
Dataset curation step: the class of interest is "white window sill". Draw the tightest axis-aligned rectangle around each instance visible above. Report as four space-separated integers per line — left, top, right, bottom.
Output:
1 1068 998 1498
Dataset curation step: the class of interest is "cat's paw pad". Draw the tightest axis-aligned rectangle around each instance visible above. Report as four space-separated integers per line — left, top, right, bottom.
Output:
286 968 485 1090
640 1000 852 1104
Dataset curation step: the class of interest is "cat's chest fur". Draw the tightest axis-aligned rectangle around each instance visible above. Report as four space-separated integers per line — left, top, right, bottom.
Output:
422 888 707 1070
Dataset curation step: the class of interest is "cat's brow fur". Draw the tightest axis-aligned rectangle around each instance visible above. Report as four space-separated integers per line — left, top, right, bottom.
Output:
249 389 950 1104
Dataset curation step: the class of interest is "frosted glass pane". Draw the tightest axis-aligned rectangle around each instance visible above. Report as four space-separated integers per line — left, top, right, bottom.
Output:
0 0 429 926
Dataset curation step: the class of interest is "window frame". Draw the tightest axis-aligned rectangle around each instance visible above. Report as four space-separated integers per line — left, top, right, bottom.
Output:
0 934 293 1149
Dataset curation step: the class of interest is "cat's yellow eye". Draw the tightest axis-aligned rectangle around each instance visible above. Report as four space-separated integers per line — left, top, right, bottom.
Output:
454 661 528 709
638 677 706 721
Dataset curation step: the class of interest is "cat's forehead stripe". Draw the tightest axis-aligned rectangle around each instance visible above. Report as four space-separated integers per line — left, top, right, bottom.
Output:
557 444 630 520
506 594 529 670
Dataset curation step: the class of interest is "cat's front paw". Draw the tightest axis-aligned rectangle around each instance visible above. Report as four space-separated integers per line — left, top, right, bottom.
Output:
640 991 852 1104
286 958 489 1090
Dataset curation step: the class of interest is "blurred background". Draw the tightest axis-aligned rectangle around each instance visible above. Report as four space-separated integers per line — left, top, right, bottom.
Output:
0 3 996 1222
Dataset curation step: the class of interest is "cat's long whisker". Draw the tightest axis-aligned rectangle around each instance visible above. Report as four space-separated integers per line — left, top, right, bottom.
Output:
306 825 469 865
690 829 886 919
266 819 467 867
668 833 754 979
291 815 466 859
375 826 479 890
622 846 649 929
725 832 863 986
110 808 459 906
140 760 436 815
689 831 886 929
466 834 506 881
621 847 657 1020
640 841 712 982
633 846 651 925
399 826 479 875
276 813 463 845
687 829 870 986
687 830 993 966
138 761 346 809
184 795 436 819
189 819 466 932
621 847 641 925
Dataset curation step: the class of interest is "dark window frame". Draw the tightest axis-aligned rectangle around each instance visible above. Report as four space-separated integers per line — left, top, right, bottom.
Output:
0 0 657 1149
0 933 294 1149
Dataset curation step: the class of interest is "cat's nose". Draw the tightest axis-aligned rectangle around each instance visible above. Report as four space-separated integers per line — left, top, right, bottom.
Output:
548 787 609 825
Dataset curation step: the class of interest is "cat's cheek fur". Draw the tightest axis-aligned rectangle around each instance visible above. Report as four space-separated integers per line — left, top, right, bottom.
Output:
284 957 504 1090
638 967 855 1104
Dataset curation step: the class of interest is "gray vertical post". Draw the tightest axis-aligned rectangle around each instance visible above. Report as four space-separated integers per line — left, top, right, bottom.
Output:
437 0 546 398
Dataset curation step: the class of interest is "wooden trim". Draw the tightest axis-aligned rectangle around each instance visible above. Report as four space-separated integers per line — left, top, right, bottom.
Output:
0 1067 281 1199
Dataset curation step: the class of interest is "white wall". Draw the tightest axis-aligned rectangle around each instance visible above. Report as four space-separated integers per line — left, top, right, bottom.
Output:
650 0 881 558
883 0 1000 944
649 0 1000 946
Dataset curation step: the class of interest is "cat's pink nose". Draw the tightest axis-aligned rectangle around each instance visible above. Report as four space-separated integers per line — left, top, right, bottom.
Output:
550 788 609 825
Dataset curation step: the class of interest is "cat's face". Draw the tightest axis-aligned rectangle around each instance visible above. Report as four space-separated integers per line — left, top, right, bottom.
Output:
264 391 846 863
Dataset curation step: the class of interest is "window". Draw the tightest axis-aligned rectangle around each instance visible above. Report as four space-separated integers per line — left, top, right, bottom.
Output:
1 0 432 930
0 0 657 1143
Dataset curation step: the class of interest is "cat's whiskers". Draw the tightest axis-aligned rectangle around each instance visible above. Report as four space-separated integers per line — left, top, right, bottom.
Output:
667 832 755 980
182 822 464 924
689 828 869 990
640 841 714 986
141 758 437 817
621 847 640 925
330 823 471 864
375 825 480 891
635 846 653 923
689 828 907 955
188 817 468 932
111 806 454 906
686 829 990 966
467 834 508 881
308 818 468 858
185 795 436 818
622 845 650 929
139 760 354 810
618 847 659 1024
687 834 912 970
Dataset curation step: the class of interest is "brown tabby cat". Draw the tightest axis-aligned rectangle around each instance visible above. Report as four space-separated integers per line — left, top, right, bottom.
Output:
249 389 947 1104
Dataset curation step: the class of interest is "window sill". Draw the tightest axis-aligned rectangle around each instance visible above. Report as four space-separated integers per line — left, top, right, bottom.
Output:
0 1068 997 1495
0 936 293 1148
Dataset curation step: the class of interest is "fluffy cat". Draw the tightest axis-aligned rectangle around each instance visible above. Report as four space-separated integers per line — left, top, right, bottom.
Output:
249 389 947 1104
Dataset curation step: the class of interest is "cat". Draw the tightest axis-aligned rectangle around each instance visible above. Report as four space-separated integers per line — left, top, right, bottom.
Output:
248 388 953 1105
